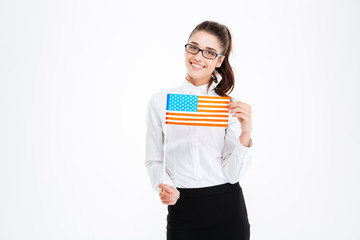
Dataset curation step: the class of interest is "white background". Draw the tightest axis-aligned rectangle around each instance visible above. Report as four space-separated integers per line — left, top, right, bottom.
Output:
1 0 359 239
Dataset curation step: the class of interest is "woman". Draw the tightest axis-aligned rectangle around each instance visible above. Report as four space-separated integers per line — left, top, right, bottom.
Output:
145 20 253 240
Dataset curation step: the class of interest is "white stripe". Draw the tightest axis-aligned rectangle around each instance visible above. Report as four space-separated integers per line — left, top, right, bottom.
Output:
197 107 229 111
198 103 228 106
167 120 229 124
166 110 229 116
167 116 228 120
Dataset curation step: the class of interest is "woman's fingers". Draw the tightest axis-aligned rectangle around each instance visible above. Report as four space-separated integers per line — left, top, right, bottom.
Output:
159 189 179 206
233 112 250 121
159 191 177 200
229 106 250 116
162 200 177 205
159 183 170 189
228 101 252 113
159 191 177 203
159 184 180 199
161 196 178 205
158 183 168 191
228 101 252 117
161 196 176 202
159 184 174 194
167 187 180 199
158 184 180 205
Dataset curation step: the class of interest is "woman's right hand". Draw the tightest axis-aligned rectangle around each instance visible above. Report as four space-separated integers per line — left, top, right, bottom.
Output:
159 183 180 205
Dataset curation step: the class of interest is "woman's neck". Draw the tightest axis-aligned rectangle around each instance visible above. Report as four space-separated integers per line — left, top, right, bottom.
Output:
185 74 210 86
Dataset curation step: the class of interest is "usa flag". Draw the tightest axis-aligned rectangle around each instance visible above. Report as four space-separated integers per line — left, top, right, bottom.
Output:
165 93 231 127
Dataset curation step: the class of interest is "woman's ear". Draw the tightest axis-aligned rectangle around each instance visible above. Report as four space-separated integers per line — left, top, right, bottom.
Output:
216 56 225 68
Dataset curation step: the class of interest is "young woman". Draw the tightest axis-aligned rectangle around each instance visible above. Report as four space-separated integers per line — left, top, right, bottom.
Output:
145 20 253 240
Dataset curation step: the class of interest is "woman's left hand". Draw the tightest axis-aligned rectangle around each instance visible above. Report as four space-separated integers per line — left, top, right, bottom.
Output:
158 184 180 205
228 101 252 133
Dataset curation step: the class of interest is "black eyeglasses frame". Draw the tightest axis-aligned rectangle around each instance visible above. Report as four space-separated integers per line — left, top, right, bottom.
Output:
184 43 224 60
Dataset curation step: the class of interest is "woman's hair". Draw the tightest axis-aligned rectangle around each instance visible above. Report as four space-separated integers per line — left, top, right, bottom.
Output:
187 20 235 99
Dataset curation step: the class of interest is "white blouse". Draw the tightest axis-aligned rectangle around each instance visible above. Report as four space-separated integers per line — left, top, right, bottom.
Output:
145 78 254 192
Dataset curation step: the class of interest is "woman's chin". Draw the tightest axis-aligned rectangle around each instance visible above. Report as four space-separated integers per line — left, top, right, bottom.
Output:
187 70 205 79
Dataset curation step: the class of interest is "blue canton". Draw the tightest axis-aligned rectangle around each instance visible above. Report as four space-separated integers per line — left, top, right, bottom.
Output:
166 94 198 112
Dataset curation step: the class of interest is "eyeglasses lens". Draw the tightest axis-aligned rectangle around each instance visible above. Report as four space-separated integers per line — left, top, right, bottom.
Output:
185 44 217 59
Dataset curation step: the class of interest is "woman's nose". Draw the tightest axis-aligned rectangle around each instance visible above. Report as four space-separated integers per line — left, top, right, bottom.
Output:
193 51 203 61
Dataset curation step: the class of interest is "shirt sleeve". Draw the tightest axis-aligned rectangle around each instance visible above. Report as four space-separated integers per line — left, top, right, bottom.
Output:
145 94 176 192
221 112 254 183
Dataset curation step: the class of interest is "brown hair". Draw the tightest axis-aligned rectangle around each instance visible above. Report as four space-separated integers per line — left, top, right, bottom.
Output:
187 20 235 100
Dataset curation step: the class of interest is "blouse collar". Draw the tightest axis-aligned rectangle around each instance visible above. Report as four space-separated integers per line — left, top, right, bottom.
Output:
180 73 221 95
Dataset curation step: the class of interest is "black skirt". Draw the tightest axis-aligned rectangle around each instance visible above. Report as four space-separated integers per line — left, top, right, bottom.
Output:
166 182 250 240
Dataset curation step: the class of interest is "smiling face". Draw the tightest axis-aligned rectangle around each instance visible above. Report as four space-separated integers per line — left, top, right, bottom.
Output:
184 30 225 86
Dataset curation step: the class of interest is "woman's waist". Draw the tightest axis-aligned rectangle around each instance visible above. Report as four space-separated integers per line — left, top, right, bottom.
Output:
176 182 241 198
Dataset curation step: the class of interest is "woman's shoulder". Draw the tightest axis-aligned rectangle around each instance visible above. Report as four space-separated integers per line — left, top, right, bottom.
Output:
229 95 239 102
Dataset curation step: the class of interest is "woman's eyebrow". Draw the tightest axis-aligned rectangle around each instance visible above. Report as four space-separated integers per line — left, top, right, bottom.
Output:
189 41 217 52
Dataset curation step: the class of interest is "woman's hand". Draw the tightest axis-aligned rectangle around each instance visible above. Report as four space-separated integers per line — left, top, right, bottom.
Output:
228 101 252 133
228 101 252 147
158 183 180 205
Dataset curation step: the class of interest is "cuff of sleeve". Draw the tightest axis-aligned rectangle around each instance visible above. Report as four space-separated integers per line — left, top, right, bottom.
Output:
154 178 176 192
238 137 254 150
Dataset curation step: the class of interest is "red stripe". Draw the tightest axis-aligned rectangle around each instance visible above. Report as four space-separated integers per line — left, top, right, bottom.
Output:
166 117 229 122
197 109 229 113
166 112 228 118
198 100 230 104
166 122 228 127
198 105 228 109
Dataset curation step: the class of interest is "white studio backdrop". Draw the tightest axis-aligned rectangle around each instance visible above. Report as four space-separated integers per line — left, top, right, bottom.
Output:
0 0 359 239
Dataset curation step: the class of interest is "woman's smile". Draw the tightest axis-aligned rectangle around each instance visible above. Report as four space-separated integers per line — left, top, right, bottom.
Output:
190 61 205 70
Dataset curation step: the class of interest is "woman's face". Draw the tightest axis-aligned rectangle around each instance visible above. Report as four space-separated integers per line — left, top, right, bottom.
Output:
184 30 225 85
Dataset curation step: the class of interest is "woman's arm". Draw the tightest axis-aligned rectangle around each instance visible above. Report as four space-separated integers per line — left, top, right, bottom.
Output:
240 131 252 147
145 94 176 192
221 118 254 183
221 99 254 183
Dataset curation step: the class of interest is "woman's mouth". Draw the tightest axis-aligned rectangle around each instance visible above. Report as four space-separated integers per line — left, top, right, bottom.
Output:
190 62 205 70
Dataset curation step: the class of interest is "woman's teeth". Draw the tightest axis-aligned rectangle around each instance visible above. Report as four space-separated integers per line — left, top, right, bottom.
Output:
191 63 204 69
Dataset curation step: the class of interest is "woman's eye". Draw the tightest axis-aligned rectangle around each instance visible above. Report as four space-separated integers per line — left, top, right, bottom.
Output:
207 51 216 56
190 46 197 50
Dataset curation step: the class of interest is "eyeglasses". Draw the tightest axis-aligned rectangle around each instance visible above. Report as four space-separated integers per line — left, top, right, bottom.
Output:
184 43 224 60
